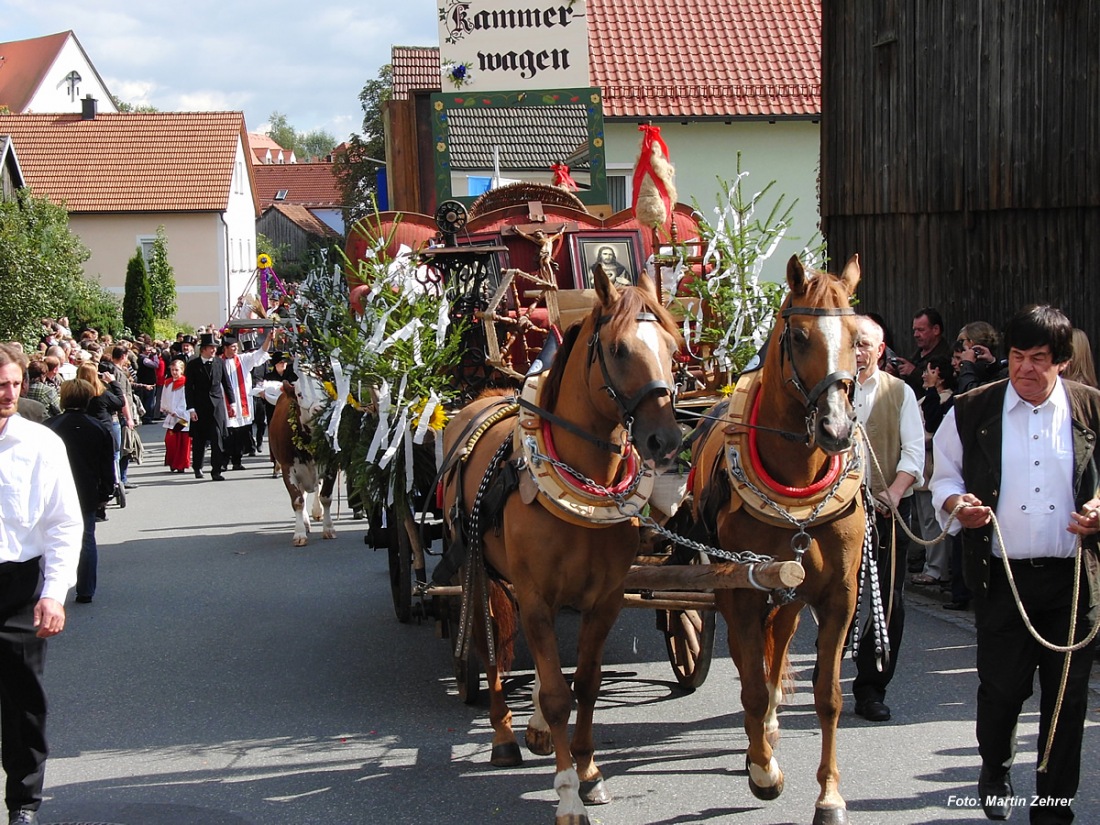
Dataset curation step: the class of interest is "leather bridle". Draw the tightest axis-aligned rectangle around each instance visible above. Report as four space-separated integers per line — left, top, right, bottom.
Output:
778 304 857 444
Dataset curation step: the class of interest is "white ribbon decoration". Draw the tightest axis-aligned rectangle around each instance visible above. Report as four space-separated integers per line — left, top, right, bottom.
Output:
365 379 391 463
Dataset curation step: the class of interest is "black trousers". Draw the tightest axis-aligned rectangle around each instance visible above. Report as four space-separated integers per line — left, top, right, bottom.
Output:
976 558 1096 825
189 416 225 474
852 498 910 704
0 559 48 813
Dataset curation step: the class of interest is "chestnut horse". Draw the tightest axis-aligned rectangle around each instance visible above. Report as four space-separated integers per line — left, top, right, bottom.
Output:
691 255 865 825
267 369 338 546
442 269 682 825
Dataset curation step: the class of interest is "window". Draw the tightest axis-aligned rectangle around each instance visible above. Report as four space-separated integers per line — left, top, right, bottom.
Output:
607 175 628 213
137 235 157 267
274 189 289 201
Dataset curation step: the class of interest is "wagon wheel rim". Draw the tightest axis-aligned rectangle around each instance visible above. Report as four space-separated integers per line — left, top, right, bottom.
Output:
387 513 412 623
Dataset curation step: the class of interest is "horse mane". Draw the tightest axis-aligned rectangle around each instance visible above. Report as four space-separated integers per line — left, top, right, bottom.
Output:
790 266 851 310
540 283 682 414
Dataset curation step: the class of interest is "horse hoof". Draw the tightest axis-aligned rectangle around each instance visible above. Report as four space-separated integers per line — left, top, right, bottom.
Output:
525 727 553 756
554 815 589 825
490 741 523 767
745 755 784 801
322 529 337 539
812 805 849 825
580 777 611 805
292 536 308 547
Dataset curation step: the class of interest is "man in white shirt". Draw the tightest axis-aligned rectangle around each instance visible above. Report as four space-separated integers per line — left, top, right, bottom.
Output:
0 342 82 825
220 334 271 471
931 305 1100 823
849 316 925 723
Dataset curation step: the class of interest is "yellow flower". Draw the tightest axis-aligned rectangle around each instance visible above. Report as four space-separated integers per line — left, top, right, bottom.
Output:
257 253 272 269
430 405 449 431
323 381 337 399
593 137 603 148
718 383 736 397
436 141 447 153
590 93 600 104
347 394 363 411
434 100 444 111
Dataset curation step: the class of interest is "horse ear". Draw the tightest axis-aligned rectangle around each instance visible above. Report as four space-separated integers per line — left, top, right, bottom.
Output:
593 264 621 306
787 255 808 296
635 270 660 303
838 253 861 294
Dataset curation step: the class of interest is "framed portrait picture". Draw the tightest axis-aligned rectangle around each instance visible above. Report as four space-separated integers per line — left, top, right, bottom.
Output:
568 231 644 290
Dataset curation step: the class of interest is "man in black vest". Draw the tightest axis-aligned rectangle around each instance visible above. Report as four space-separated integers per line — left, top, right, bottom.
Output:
932 305 1100 824
184 333 236 481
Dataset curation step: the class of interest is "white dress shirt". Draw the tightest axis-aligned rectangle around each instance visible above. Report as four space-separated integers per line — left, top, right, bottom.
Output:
223 349 270 427
853 369 926 494
931 379 1077 558
0 415 82 602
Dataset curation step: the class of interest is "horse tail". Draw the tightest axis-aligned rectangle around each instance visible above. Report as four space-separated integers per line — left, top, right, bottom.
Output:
489 579 518 676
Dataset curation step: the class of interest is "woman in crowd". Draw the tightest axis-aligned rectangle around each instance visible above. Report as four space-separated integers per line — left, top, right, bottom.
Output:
160 357 192 473
43 379 115 603
76 362 125 518
954 321 1004 393
1062 328 1098 387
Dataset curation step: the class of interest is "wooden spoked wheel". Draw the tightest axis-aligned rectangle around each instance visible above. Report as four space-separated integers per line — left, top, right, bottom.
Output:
659 603 716 691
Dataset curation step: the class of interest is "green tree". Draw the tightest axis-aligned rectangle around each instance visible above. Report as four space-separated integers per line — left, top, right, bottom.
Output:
0 190 93 346
110 94 158 113
334 64 391 225
266 111 336 161
122 248 155 336
147 225 177 318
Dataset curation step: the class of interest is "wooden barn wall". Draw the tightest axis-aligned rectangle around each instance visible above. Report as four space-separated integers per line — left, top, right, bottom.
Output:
256 212 311 264
821 1 1100 344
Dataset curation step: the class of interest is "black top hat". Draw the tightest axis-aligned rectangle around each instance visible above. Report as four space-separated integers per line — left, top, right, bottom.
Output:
269 350 288 364
181 334 196 345
241 339 256 352
221 334 239 346
198 332 217 349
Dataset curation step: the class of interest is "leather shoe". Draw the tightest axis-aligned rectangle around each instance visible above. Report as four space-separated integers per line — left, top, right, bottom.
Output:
232 463 245 471
210 473 226 481
194 469 204 479
944 600 970 611
854 699 891 722
978 765 1013 820
9 809 39 825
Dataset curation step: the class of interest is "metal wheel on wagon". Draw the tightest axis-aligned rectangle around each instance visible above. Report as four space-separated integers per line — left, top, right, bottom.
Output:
387 507 413 624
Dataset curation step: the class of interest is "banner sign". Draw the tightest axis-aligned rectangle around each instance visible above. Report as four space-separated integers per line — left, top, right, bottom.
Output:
437 0 591 92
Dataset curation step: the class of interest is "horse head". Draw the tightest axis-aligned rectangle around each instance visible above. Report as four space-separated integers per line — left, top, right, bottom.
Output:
771 253 861 454
576 267 684 468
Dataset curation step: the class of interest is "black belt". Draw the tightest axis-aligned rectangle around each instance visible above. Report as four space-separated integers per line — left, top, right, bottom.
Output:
1000 556 1077 569
0 558 41 576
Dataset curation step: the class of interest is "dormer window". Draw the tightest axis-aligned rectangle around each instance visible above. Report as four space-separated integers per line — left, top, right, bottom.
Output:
274 189 289 201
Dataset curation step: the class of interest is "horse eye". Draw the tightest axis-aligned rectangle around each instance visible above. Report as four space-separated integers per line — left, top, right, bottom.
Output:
792 327 811 345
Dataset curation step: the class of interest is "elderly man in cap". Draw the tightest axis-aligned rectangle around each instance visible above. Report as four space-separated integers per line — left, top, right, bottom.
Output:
183 333 235 481
220 334 271 470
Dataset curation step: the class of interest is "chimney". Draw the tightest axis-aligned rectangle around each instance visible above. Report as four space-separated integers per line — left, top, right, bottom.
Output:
81 94 97 120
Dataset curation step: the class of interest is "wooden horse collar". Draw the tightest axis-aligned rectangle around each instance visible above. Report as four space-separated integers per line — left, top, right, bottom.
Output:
718 371 863 529
515 375 654 527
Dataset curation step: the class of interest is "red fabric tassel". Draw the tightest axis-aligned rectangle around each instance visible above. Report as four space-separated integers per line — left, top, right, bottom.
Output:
631 124 673 223
551 162 578 191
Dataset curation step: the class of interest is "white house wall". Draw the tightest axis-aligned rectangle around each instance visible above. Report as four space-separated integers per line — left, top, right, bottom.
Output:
223 137 260 319
24 36 118 114
604 120 821 279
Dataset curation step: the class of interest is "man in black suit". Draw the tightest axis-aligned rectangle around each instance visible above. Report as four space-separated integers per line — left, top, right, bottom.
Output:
184 333 236 481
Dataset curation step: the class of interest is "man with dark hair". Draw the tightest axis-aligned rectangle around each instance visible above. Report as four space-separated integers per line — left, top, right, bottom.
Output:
0 342 83 825
23 362 60 418
184 333 235 481
932 304 1100 823
895 307 951 394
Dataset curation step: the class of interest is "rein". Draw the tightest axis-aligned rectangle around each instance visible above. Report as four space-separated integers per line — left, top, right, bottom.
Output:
516 311 677 456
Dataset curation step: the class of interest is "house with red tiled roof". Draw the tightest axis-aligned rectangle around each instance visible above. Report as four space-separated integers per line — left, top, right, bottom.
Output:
257 202 342 279
0 31 118 115
387 0 821 263
253 161 345 236
247 131 297 165
0 110 259 327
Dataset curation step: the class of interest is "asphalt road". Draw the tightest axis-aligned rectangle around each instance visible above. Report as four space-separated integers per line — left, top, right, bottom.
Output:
36 424 1100 825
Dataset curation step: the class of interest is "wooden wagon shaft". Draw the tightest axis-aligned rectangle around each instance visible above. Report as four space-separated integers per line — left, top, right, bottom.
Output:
423 559 803 603
621 592 715 610
624 559 804 591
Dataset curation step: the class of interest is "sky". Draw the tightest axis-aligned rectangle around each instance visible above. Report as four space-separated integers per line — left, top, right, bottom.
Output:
2 0 441 139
